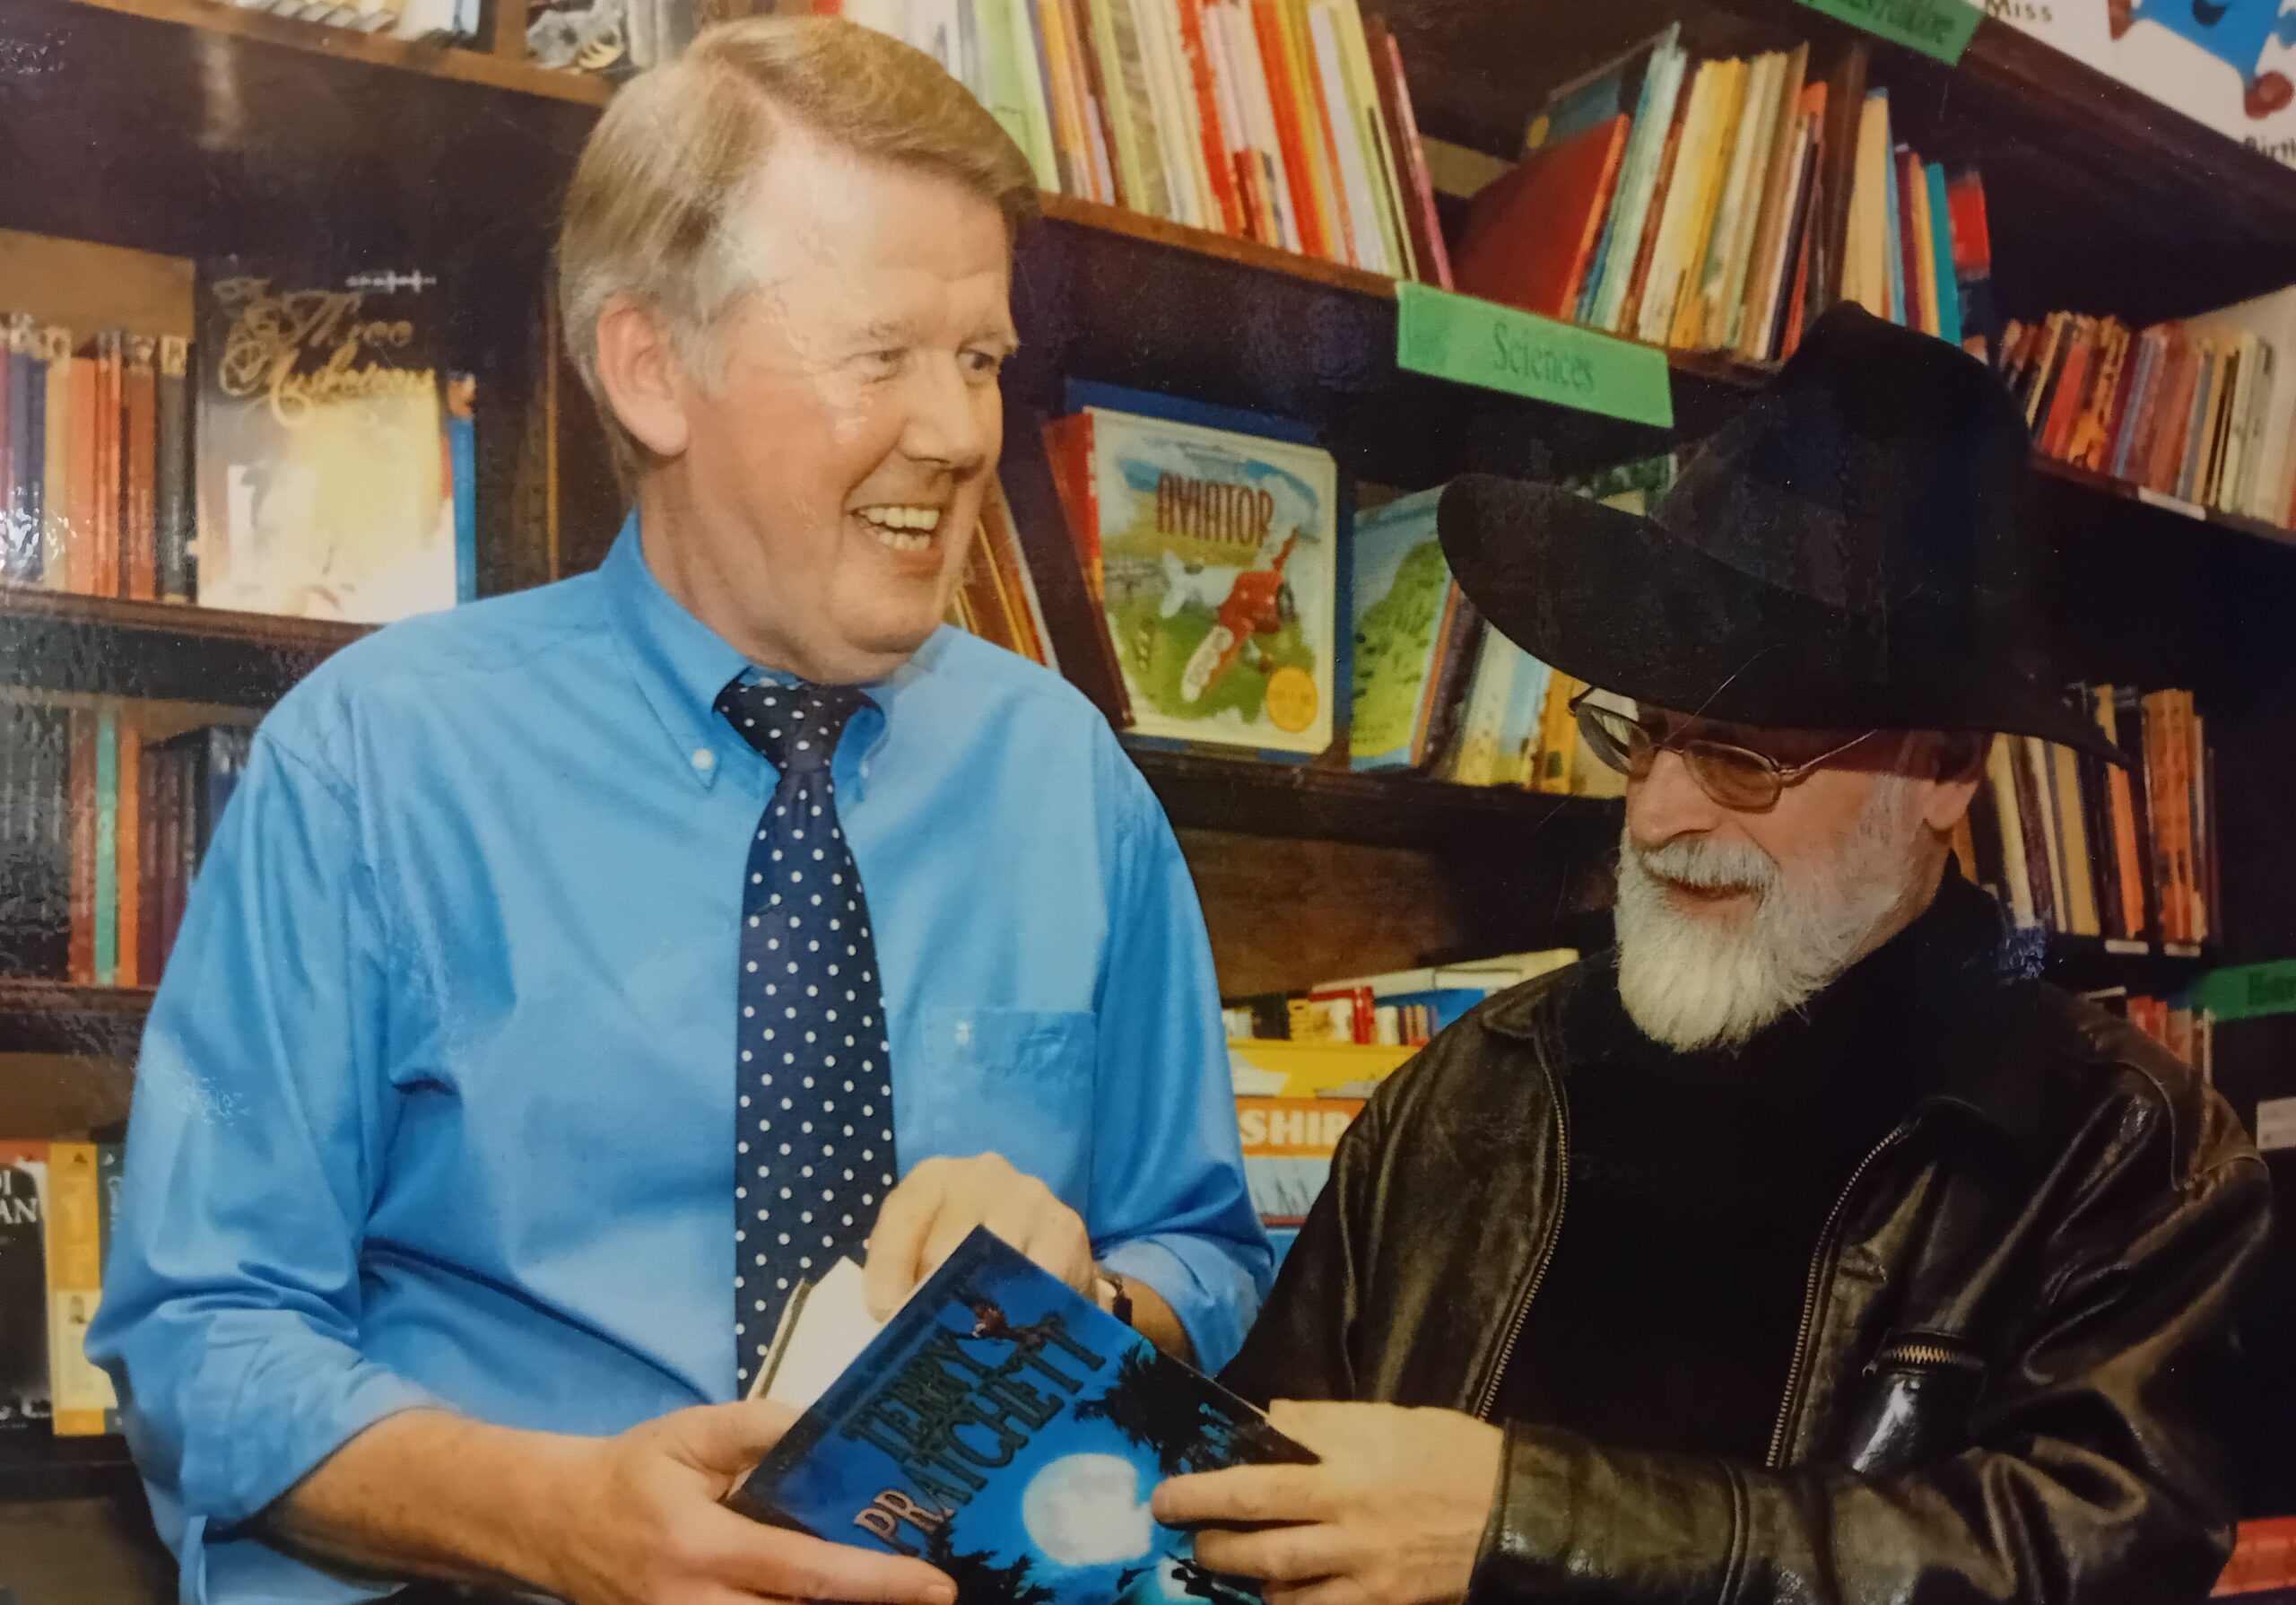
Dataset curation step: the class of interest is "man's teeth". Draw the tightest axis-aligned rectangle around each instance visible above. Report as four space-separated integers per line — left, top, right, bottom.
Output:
855 506 942 551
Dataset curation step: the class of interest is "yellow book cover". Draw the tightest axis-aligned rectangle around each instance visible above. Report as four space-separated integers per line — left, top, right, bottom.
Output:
1847 92 1895 321
1909 156 1943 338
1683 52 1778 352
1633 60 1721 345
1227 1038 1413 1097
1274 0 1352 265
1086 0 1171 219
1666 57 1749 351
44 1142 115 1437
2048 740 2101 938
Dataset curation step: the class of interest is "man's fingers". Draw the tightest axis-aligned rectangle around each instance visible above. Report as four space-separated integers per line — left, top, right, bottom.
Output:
1016 1202 1095 1291
862 1169 943 1318
1265 1399 1358 1458
706 1506 956 1604
662 1400 801 1478
1193 1522 1347 1583
1153 1465 1326 1526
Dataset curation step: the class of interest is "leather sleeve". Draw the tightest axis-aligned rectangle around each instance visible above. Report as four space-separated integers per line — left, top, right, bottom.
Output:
1220 1092 1387 1409
1472 1137 2272 1605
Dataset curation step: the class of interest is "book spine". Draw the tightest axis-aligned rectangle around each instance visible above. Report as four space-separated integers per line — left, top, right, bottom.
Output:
44 1142 113 1437
93 705 118 987
96 334 121 600
138 732 163 986
1589 31 1683 333
3 321 27 582
115 713 141 988
449 374 478 605
126 336 159 602
1176 0 1247 233
66 711 94 983
40 328 71 590
2008 737 2060 930
155 336 193 602
1365 21 1450 286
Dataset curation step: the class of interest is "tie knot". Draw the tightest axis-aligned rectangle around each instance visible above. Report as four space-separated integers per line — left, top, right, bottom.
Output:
716 676 871 774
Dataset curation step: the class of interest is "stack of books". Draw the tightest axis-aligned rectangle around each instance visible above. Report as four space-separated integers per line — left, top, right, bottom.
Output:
2001 284 2296 528
821 0 1449 281
1453 26 1839 363
0 703 251 991
1222 946 1578 1046
941 484 1059 669
1959 686 2215 951
1838 92 2001 357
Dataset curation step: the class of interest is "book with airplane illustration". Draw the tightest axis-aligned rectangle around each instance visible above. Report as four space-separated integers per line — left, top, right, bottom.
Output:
732 1228 1312 1605
1045 407 1337 755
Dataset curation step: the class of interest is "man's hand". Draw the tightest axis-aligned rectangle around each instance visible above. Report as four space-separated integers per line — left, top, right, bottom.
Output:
863 1152 1095 1317
535 1400 957 1605
1151 1400 1504 1605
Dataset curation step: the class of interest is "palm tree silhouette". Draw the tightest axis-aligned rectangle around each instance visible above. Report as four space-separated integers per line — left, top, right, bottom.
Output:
1073 1349 1306 1476
924 1526 1056 1605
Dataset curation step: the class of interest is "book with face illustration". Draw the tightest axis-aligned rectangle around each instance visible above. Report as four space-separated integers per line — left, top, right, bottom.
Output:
732 1228 1312 1605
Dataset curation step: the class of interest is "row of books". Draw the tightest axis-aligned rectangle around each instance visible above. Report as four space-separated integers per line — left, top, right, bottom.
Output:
1840 93 2002 359
0 1139 119 1439
204 0 480 43
1957 686 2214 949
1221 946 1578 1047
0 319 194 600
1457 26 1835 363
2000 284 2296 528
2108 989 2216 1081
3 253 477 624
822 0 1449 282
0 704 251 988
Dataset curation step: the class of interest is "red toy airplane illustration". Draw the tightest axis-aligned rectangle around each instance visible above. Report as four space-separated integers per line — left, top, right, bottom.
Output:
1179 530 1300 705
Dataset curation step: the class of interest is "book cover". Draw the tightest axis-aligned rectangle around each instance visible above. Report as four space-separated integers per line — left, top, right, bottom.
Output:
448 372 478 605
155 336 193 602
1720 45 1805 353
95 1141 124 1434
41 327 72 590
1080 408 1335 755
45 1141 115 1437
733 1228 1311 1601
1274 0 1351 266
1362 17 1452 287
1345 488 1453 770
0 1142 49 1434
1176 0 1246 233
1686 50 1782 352
1454 116 1629 319
125 334 159 600
1236 1095 1361 1225
196 263 457 623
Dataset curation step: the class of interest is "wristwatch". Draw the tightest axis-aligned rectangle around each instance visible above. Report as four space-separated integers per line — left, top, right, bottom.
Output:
1093 1263 1134 1327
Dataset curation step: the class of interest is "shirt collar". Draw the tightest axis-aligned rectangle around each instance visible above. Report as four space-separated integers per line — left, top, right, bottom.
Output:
600 513 918 794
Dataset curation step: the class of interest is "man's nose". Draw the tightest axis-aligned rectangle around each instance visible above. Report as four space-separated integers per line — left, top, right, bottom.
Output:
900 360 991 471
1626 748 1727 850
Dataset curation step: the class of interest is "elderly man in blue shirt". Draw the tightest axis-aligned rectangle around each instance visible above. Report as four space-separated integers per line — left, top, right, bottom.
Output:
88 18 1267 1605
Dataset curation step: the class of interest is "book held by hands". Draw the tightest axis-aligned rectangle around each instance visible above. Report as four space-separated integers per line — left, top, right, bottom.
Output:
733 1227 1311 1603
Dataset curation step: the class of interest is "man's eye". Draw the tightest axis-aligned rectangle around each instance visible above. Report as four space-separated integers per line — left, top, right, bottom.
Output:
962 349 1005 377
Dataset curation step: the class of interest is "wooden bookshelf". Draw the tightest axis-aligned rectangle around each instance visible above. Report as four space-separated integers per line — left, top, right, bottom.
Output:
0 590 368 706
0 1434 138 1503
0 981 152 1058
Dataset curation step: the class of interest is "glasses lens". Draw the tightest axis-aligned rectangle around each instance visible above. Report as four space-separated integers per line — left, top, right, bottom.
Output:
1683 740 1783 810
1576 703 1652 778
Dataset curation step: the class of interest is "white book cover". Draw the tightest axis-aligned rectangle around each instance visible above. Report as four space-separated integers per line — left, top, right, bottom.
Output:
1327 0 1414 278
1135 0 1211 230
2109 0 2296 170
2192 283 2296 520
1305 4 1388 273
1221 1 1303 250
1983 0 2117 69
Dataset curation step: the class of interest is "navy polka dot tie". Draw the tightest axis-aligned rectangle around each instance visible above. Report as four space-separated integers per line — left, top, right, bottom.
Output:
716 673 896 1395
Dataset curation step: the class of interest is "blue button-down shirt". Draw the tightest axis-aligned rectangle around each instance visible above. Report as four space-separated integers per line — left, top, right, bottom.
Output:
89 520 1268 1604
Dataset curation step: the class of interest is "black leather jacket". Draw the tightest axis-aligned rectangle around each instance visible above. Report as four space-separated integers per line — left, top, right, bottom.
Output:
1224 913 2271 1605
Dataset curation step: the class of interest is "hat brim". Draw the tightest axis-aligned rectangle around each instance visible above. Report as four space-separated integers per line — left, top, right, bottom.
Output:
1436 473 2125 765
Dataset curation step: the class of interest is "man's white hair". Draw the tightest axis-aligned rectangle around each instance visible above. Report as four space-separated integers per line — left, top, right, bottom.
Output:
1613 772 1931 1052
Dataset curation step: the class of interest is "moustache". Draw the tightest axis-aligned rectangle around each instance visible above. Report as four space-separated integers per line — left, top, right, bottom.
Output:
1629 835 1780 894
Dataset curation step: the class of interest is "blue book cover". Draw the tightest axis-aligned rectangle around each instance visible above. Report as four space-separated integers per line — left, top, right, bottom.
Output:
735 1229 1311 1603
1881 125 1907 328
448 374 477 605
1922 165 1961 349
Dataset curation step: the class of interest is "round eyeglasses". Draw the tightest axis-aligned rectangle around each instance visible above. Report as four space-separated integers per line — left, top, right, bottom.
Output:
1570 691 1879 812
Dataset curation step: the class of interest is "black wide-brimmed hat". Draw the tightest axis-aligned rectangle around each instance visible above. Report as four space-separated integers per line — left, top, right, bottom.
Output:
1437 301 2118 762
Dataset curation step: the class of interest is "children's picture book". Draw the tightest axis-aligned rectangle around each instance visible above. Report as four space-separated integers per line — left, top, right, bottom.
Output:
195 262 457 624
1347 487 1460 770
1066 407 1338 756
734 1227 1313 1605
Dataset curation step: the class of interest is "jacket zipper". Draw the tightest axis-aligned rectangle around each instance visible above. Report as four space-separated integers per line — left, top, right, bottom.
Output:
1472 1077 1571 1421
1763 1120 1916 1469
1868 1339 1986 1375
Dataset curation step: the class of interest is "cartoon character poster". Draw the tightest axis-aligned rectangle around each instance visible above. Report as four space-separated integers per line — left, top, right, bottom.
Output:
736 1230 1311 1605
2104 0 2296 165
1084 410 1337 756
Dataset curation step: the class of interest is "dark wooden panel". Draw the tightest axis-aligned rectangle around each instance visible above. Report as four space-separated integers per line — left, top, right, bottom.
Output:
0 982 150 1060
0 592 363 706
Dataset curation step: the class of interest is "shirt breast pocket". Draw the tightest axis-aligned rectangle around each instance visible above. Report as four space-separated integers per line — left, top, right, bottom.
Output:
916 1007 1099 1207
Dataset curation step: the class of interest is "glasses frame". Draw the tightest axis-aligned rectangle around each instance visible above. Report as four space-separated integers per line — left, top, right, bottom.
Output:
1568 690 1880 811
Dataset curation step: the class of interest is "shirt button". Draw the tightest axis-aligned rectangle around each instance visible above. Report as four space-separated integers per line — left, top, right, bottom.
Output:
692 748 717 772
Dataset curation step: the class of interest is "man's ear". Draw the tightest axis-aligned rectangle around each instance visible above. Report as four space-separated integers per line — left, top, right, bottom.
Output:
594 296 692 463
1921 731 1990 833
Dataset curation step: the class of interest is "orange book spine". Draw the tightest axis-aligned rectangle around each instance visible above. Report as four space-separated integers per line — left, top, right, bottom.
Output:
1621 112 1689 337
125 337 158 602
66 355 96 597
1176 0 1247 235
1249 0 1328 258
67 711 94 984
114 716 140 989
1279 0 1354 265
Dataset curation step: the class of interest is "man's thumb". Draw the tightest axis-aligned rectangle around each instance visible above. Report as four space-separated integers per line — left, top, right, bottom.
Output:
664 1399 799 1479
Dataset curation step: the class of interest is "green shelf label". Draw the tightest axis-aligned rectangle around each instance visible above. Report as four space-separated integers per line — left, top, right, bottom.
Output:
1792 0 1981 63
1395 283 1674 430
2200 960 2296 1023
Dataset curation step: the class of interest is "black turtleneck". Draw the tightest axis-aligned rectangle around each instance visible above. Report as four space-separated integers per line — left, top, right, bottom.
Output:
1490 868 2005 1461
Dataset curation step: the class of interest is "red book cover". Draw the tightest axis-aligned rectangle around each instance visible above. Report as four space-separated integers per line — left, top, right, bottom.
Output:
2146 334 2203 494
1040 413 1102 598
124 337 158 602
1249 0 1327 259
1364 18 1453 289
1454 115 1629 319
66 711 93 985
2099 325 2148 474
1896 147 1926 336
2040 320 2094 459
1779 157 1818 358
1175 0 1246 236
2125 327 2180 489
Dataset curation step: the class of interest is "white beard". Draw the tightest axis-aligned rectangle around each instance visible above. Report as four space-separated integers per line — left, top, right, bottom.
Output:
1613 776 1930 1053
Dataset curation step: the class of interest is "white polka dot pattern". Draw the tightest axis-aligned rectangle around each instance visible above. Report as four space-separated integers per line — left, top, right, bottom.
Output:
717 674 897 1396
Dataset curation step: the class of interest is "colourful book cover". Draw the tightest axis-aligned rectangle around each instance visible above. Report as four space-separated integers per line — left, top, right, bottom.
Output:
0 1141 49 1434
44 1141 116 1438
196 262 456 623
448 372 477 605
1346 487 1453 771
1236 1095 1362 1225
1082 408 1335 755
734 1228 1310 1601
96 1141 124 1434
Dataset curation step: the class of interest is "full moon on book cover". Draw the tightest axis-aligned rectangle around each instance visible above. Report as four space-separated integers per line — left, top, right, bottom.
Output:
1019 1452 1155 1567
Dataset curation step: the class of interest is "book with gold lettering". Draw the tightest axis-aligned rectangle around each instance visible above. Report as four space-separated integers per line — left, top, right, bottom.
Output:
194 262 457 623
733 1228 1309 1603
1057 406 1336 755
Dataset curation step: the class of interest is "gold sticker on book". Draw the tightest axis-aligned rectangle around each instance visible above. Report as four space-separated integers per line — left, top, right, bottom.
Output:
1265 666 1319 733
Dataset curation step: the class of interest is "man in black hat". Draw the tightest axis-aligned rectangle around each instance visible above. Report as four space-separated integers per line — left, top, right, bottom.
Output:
1152 305 2272 1605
